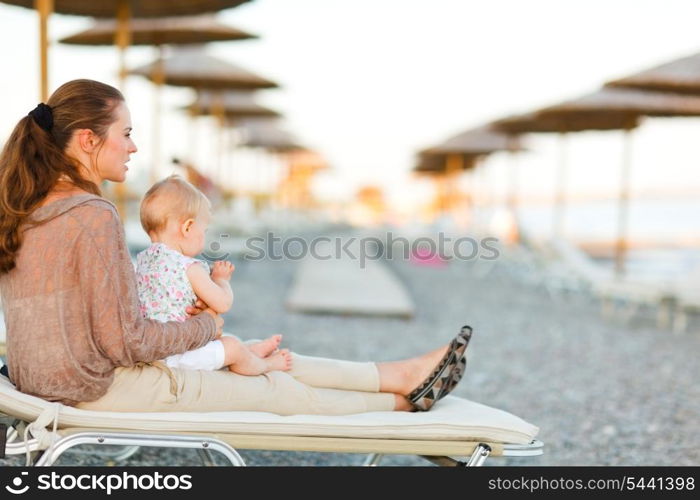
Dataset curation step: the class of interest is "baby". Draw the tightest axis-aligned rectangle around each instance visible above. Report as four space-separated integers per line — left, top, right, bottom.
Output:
135 174 291 374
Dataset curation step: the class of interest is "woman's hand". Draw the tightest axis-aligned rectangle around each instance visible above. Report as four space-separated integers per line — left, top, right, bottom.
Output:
187 299 223 338
186 298 209 317
202 308 224 338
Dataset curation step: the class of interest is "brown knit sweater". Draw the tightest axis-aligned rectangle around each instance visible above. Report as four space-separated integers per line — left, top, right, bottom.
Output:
0 194 217 405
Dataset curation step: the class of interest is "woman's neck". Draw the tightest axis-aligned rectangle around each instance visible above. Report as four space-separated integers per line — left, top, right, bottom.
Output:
38 179 90 208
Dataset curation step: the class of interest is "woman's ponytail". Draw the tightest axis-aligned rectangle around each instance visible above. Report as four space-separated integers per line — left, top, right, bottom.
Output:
0 79 123 274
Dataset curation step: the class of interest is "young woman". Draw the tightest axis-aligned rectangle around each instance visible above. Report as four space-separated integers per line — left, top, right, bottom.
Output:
0 79 469 415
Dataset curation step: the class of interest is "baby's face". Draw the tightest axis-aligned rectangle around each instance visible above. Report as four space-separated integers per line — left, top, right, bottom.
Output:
182 206 211 257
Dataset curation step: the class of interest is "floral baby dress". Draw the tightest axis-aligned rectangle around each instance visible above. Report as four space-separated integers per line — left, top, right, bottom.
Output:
135 243 209 323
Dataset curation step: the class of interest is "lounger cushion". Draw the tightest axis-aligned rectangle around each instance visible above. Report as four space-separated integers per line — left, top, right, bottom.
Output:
0 374 538 445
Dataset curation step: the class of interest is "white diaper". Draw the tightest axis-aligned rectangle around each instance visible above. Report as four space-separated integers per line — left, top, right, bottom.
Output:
164 339 226 371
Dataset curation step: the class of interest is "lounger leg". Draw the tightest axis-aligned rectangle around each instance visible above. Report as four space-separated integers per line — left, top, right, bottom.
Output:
621 302 638 325
420 455 464 467
420 443 493 467
197 448 217 466
5 425 18 443
57 444 142 463
465 443 491 467
657 300 672 330
673 309 688 335
601 297 613 320
32 432 246 467
363 453 384 466
106 445 141 462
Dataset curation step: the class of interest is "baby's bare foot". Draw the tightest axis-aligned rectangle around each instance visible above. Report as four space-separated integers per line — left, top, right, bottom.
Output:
265 349 292 372
248 334 282 358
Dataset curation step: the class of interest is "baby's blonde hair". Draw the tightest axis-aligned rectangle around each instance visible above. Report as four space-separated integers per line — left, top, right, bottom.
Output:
140 174 210 237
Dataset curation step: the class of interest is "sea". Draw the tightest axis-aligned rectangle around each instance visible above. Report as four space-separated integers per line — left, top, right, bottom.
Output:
514 197 700 282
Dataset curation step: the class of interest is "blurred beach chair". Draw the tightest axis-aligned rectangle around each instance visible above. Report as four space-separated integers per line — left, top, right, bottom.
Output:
668 267 700 333
671 287 700 333
0 366 542 467
496 237 589 298
524 237 678 328
594 278 675 328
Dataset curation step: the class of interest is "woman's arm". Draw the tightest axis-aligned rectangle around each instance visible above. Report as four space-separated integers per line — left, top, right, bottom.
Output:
72 201 220 365
187 262 233 313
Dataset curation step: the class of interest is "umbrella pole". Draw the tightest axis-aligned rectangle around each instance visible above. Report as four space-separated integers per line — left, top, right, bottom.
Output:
615 130 633 278
222 125 230 197
507 135 519 215
466 169 475 228
509 150 519 221
188 96 200 164
436 173 447 216
228 122 238 199
109 0 131 221
115 0 131 91
217 123 224 190
474 159 486 232
36 0 53 102
446 153 463 215
151 46 165 184
553 132 568 239
507 149 520 244
212 92 226 190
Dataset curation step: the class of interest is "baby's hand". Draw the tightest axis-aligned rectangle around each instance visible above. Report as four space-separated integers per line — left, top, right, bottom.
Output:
211 260 235 281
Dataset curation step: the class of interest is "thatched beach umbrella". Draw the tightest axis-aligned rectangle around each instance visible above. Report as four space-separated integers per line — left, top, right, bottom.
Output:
236 120 304 152
606 52 700 95
537 86 700 119
419 125 522 223
185 90 280 119
3 0 252 17
495 87 700 276
131 47 279 181
422 125 522 156
59 17 259 183
178 91 280 187
413 151 480 216
59 14 257 46
1 0 252 99
495 111 640 134
413 152 479 175
59 15 257 88
130 48 279 90
185 94 284 190
237 120 304 195
495 111 641 243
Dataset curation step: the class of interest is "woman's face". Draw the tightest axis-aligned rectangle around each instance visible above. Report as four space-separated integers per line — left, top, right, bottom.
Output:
95 102 138 183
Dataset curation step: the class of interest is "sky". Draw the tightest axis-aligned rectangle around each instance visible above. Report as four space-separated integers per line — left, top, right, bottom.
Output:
1 0 700 220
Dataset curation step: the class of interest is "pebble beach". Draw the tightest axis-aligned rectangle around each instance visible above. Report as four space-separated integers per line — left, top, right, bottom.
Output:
2 229 699 466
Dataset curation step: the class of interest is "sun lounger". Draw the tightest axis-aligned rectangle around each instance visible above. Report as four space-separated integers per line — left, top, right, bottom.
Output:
0 370 542 467
670 286 700 333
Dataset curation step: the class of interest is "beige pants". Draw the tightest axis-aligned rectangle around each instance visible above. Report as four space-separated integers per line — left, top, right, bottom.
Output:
77 353 396 415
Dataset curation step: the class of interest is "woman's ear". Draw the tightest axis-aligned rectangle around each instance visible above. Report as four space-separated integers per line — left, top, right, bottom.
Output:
77 129 99 153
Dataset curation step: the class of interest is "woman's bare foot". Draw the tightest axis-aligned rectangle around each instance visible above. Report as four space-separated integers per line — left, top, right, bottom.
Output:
393 394 414 412
264 349 292 372
376 344 450 396
248 334 282 358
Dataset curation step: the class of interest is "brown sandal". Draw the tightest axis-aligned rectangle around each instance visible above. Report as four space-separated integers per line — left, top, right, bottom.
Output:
408 325 472 411
437 355 467 402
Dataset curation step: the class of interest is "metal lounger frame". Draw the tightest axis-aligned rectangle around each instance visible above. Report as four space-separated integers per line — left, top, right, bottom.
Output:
2 422 543 467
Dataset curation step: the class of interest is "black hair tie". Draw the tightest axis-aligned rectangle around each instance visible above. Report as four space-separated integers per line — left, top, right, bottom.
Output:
28 103 53 132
